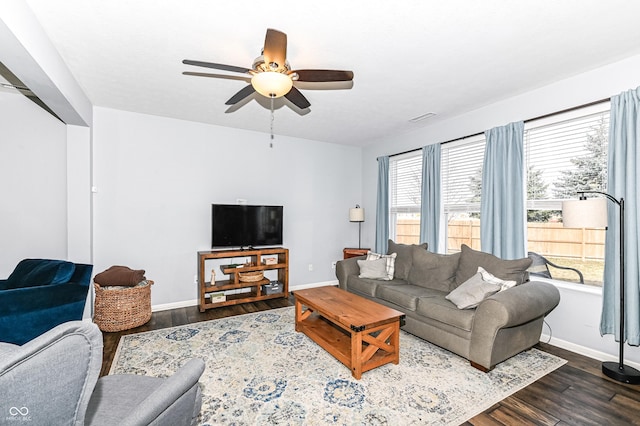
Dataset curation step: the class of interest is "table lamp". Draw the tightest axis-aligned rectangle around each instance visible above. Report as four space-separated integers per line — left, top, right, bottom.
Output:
349 205 365 249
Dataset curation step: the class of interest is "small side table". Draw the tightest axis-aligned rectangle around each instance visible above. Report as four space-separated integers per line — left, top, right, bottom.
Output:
343 248 370 259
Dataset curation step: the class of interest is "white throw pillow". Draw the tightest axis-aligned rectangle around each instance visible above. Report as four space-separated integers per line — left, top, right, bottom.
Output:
357 258 391 280
445 271 501 309
365 251 397 280
477 266 517 291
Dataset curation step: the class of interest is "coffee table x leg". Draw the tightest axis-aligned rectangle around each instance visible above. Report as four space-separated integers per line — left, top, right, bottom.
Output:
350 322 399 379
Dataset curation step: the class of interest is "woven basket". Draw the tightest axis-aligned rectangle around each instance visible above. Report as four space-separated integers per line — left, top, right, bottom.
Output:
238 271 264 282
93 280 153 332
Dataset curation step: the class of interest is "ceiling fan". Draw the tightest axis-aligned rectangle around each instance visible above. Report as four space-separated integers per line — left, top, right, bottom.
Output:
182 28 354 110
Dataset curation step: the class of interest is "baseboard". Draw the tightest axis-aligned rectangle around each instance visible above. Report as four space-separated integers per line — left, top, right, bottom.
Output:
150 280 339 312
541 333 640 370
289 280 338 291
152 299 198 312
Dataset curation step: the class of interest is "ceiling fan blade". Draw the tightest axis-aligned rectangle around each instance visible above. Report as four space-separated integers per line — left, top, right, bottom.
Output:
263 29 287 71
294 80 354 91
182 71 251 82
292 69 354 82
284 86 311 109
225 84 256 105
182 59 251 74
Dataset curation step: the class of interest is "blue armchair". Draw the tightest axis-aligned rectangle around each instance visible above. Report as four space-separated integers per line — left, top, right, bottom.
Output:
0 259 93 344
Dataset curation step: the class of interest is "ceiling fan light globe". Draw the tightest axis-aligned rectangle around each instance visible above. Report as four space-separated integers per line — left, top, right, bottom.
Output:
251 72 293 98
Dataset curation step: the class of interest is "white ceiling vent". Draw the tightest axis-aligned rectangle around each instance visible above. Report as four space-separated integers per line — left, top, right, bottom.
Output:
409 112 437 123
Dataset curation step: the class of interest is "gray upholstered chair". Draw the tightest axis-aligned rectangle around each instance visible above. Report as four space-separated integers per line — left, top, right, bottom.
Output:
0 321 204 426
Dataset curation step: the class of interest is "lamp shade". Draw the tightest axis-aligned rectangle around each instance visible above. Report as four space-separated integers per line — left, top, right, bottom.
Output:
349 207 365 222
562 197 608 228
251 72 293 98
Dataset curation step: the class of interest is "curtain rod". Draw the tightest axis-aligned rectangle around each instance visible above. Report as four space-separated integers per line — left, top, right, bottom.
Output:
387 97 610 159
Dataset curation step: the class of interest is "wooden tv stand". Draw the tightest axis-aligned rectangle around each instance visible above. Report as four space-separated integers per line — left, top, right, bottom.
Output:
197 247 289 312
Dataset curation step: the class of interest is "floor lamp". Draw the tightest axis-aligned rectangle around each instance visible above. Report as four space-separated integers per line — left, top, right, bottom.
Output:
349 205 365 249
562 191 640 384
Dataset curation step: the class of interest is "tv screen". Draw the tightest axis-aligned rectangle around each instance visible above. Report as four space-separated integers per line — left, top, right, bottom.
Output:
211 204 283 248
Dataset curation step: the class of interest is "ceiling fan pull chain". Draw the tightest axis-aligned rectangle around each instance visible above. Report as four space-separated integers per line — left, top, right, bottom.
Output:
270 96 275 148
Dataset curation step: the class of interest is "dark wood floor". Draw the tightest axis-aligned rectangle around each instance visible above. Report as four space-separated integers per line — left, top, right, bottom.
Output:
101 295 640 425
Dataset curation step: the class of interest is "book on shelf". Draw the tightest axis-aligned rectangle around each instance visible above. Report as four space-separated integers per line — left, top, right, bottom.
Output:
205 291 226 303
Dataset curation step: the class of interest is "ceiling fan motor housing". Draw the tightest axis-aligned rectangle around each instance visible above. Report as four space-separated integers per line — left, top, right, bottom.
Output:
252 55 291 74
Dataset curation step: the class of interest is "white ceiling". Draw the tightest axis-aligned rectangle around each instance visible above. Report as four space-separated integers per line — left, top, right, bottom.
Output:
23 0 640 147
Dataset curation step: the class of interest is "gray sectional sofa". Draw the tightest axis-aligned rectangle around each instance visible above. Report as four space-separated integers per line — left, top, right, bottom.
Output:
336 241 560 371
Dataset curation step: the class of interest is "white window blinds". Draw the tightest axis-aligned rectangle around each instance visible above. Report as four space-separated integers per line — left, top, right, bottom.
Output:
441 136 486 213
525 106 610 210
390 153 422 213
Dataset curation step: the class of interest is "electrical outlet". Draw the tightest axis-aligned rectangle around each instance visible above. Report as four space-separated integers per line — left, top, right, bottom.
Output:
194 274 198 285
331 261 337 269
308 264 314 272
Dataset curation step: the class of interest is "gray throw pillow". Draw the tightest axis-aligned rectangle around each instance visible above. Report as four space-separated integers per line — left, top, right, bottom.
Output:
357 258 391 280
387 240 428 281
446 271 501 309
455 244 532 286
408 250 460 292
365 251 397 280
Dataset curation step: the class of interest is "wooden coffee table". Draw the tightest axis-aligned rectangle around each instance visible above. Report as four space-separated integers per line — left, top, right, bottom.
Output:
294 286 404 379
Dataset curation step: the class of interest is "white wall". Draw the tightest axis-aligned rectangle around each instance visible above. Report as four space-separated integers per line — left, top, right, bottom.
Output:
0 92 69 275
360 53 640 366
66 125 92 265
541 281 640 367
92 107 361 308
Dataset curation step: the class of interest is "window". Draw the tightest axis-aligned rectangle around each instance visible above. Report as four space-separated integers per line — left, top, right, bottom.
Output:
441 135 486 253
386 102 609 287
524 103 609 286
388 135 487 252
389 153 422 244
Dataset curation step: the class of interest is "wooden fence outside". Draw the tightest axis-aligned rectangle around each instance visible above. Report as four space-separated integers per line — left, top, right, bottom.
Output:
396 219 605 260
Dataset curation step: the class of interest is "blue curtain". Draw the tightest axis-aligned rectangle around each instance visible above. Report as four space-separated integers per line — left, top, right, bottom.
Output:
375 156 390 254
601 87 640 346
480 121 526 259
420 144 441 252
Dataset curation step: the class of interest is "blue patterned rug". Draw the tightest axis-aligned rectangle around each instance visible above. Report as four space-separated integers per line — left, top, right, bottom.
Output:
110 306 565 425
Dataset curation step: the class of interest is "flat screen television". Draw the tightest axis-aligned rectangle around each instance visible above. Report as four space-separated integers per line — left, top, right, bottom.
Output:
211 204 283 248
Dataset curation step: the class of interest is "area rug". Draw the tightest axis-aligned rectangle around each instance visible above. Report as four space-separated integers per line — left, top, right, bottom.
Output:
110 307 565 425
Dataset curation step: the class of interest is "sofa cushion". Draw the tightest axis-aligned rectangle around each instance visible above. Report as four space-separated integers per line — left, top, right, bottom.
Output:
6 259 76 289
364 252 397 280
416 296 476 332
387 240 427 281
455 244 532 286
376 284 444 311
407 250 460 292
478 266 516 291
446 271 501 309
357 258 389 280
347 276 406 297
